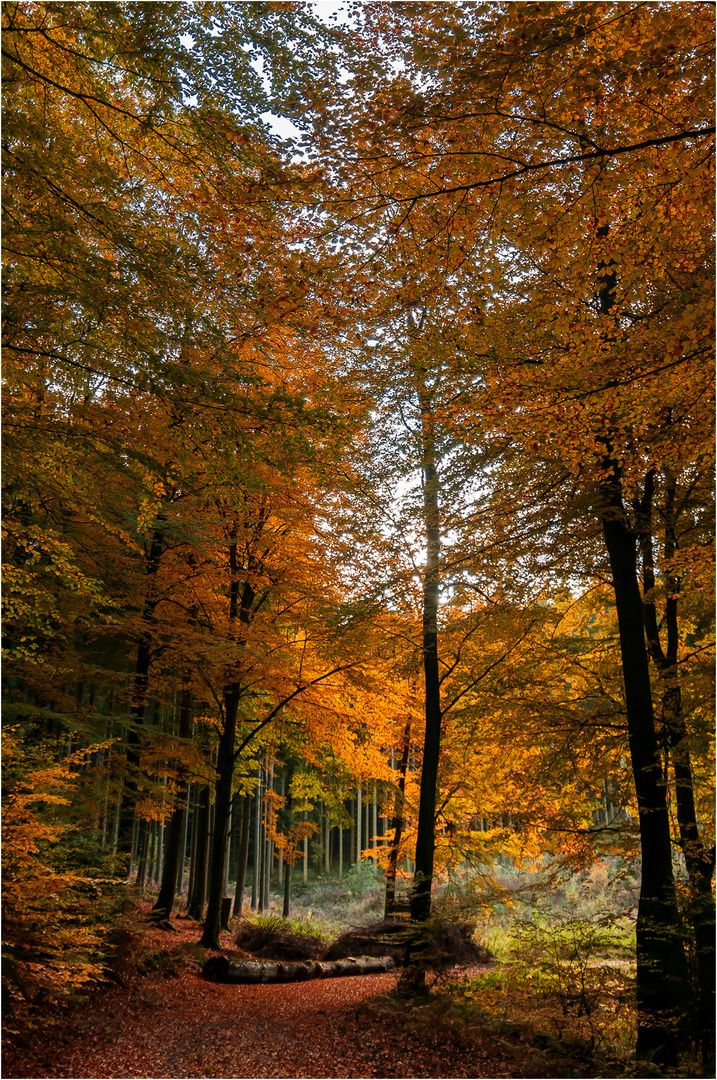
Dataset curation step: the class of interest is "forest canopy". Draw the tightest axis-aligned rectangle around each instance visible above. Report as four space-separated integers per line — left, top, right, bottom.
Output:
2 1 714 1073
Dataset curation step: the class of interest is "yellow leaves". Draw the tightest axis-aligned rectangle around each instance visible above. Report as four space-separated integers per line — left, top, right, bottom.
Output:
3 731 125 1019
136 483 166 536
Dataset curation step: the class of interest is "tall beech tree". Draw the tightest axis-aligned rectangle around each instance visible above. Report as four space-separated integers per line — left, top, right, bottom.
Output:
311 1 714 1063
3 5 714 1069
407 310 443 923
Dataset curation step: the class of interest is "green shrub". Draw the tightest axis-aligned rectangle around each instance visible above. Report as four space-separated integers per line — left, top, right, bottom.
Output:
506 910 635 1055
343 859 382 897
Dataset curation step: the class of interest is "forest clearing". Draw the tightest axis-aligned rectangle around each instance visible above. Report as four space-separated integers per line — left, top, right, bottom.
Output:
3 890 634 1080
2 2 714 1077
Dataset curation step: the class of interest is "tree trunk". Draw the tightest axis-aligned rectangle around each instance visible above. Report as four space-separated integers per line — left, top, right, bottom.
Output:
252 767 261 908
135 817 150 887
325 806 330 875
303 810 308 884
259 769 268 914
152 686 193 920
638 472 716 1072
372 782 378 852
201 532 258 947
282 857 292 918
185 793 197 909
338 824 343 880
201 684 239 947
153 808 183 915
279 760 295 918
178 782 191 897
600 472 688 1066
233 793 252 916
187 784 210 921
411 352 442 925
386 721 411 916
155 816 164 885
224 799 233 897
261 762 273 910
116 527 165 869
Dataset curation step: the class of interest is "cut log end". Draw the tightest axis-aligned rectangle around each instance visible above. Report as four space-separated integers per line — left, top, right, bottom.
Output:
202 955 230 982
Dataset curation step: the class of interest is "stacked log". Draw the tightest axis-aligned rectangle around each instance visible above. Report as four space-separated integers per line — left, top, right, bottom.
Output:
203 954 396 984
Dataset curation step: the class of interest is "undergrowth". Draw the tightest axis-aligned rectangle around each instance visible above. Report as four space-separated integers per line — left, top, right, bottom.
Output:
2 730 129 1031
234 914 329 959
365 859 648 1076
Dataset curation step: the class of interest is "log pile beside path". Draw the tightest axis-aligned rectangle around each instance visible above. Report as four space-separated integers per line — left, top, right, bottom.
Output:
203 954 396 984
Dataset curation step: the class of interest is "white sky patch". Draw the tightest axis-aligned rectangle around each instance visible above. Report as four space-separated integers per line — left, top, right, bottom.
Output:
260 112 304 142
251 54 269 90
311 1 352 24
179 32 195 50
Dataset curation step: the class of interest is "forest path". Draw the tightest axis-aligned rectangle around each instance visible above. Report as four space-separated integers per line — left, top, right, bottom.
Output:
4 910 550 1079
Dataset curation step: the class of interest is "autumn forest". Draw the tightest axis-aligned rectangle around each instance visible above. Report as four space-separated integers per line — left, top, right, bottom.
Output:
2 2 715 1077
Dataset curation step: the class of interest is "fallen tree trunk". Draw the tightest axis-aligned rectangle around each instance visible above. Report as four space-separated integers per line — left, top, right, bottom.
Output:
203 955 396 984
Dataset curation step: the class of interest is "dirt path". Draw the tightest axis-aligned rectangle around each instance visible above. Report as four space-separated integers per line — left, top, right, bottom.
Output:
2 914 564 1079
6 970 509 1079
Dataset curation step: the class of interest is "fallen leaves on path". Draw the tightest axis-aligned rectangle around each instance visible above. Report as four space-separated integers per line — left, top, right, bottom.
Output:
2 910 579 1079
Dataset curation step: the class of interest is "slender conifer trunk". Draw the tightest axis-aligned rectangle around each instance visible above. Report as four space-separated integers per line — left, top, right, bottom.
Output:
152 685 193 919
233 793 252 916
253 771 262 908
282 761 295 918
187 784 210 920
116 527 165 868
386 721 411 916
201 685 239 947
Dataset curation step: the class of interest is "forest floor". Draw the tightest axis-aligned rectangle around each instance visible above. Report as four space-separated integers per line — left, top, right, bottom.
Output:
3 905 598 1080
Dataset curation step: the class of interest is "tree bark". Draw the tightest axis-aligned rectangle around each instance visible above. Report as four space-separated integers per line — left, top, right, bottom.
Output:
252 766 262 908
187 784 210 921
135 817 150 887
637 472 715 1072
201 684 239 947
259 764 268 913
177 782 191 897
185 790 197 909
203 955 396 984
372 782 378 852
281 760 295 918
116 527 165 869
303 810 309 883
411 348 442 924
339 823 343 880
233 793 252 916
261 761 272 911
152 685 193 920
201 527 257 947
600 470 688 1066
386 721 411 916
325 805 331 875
